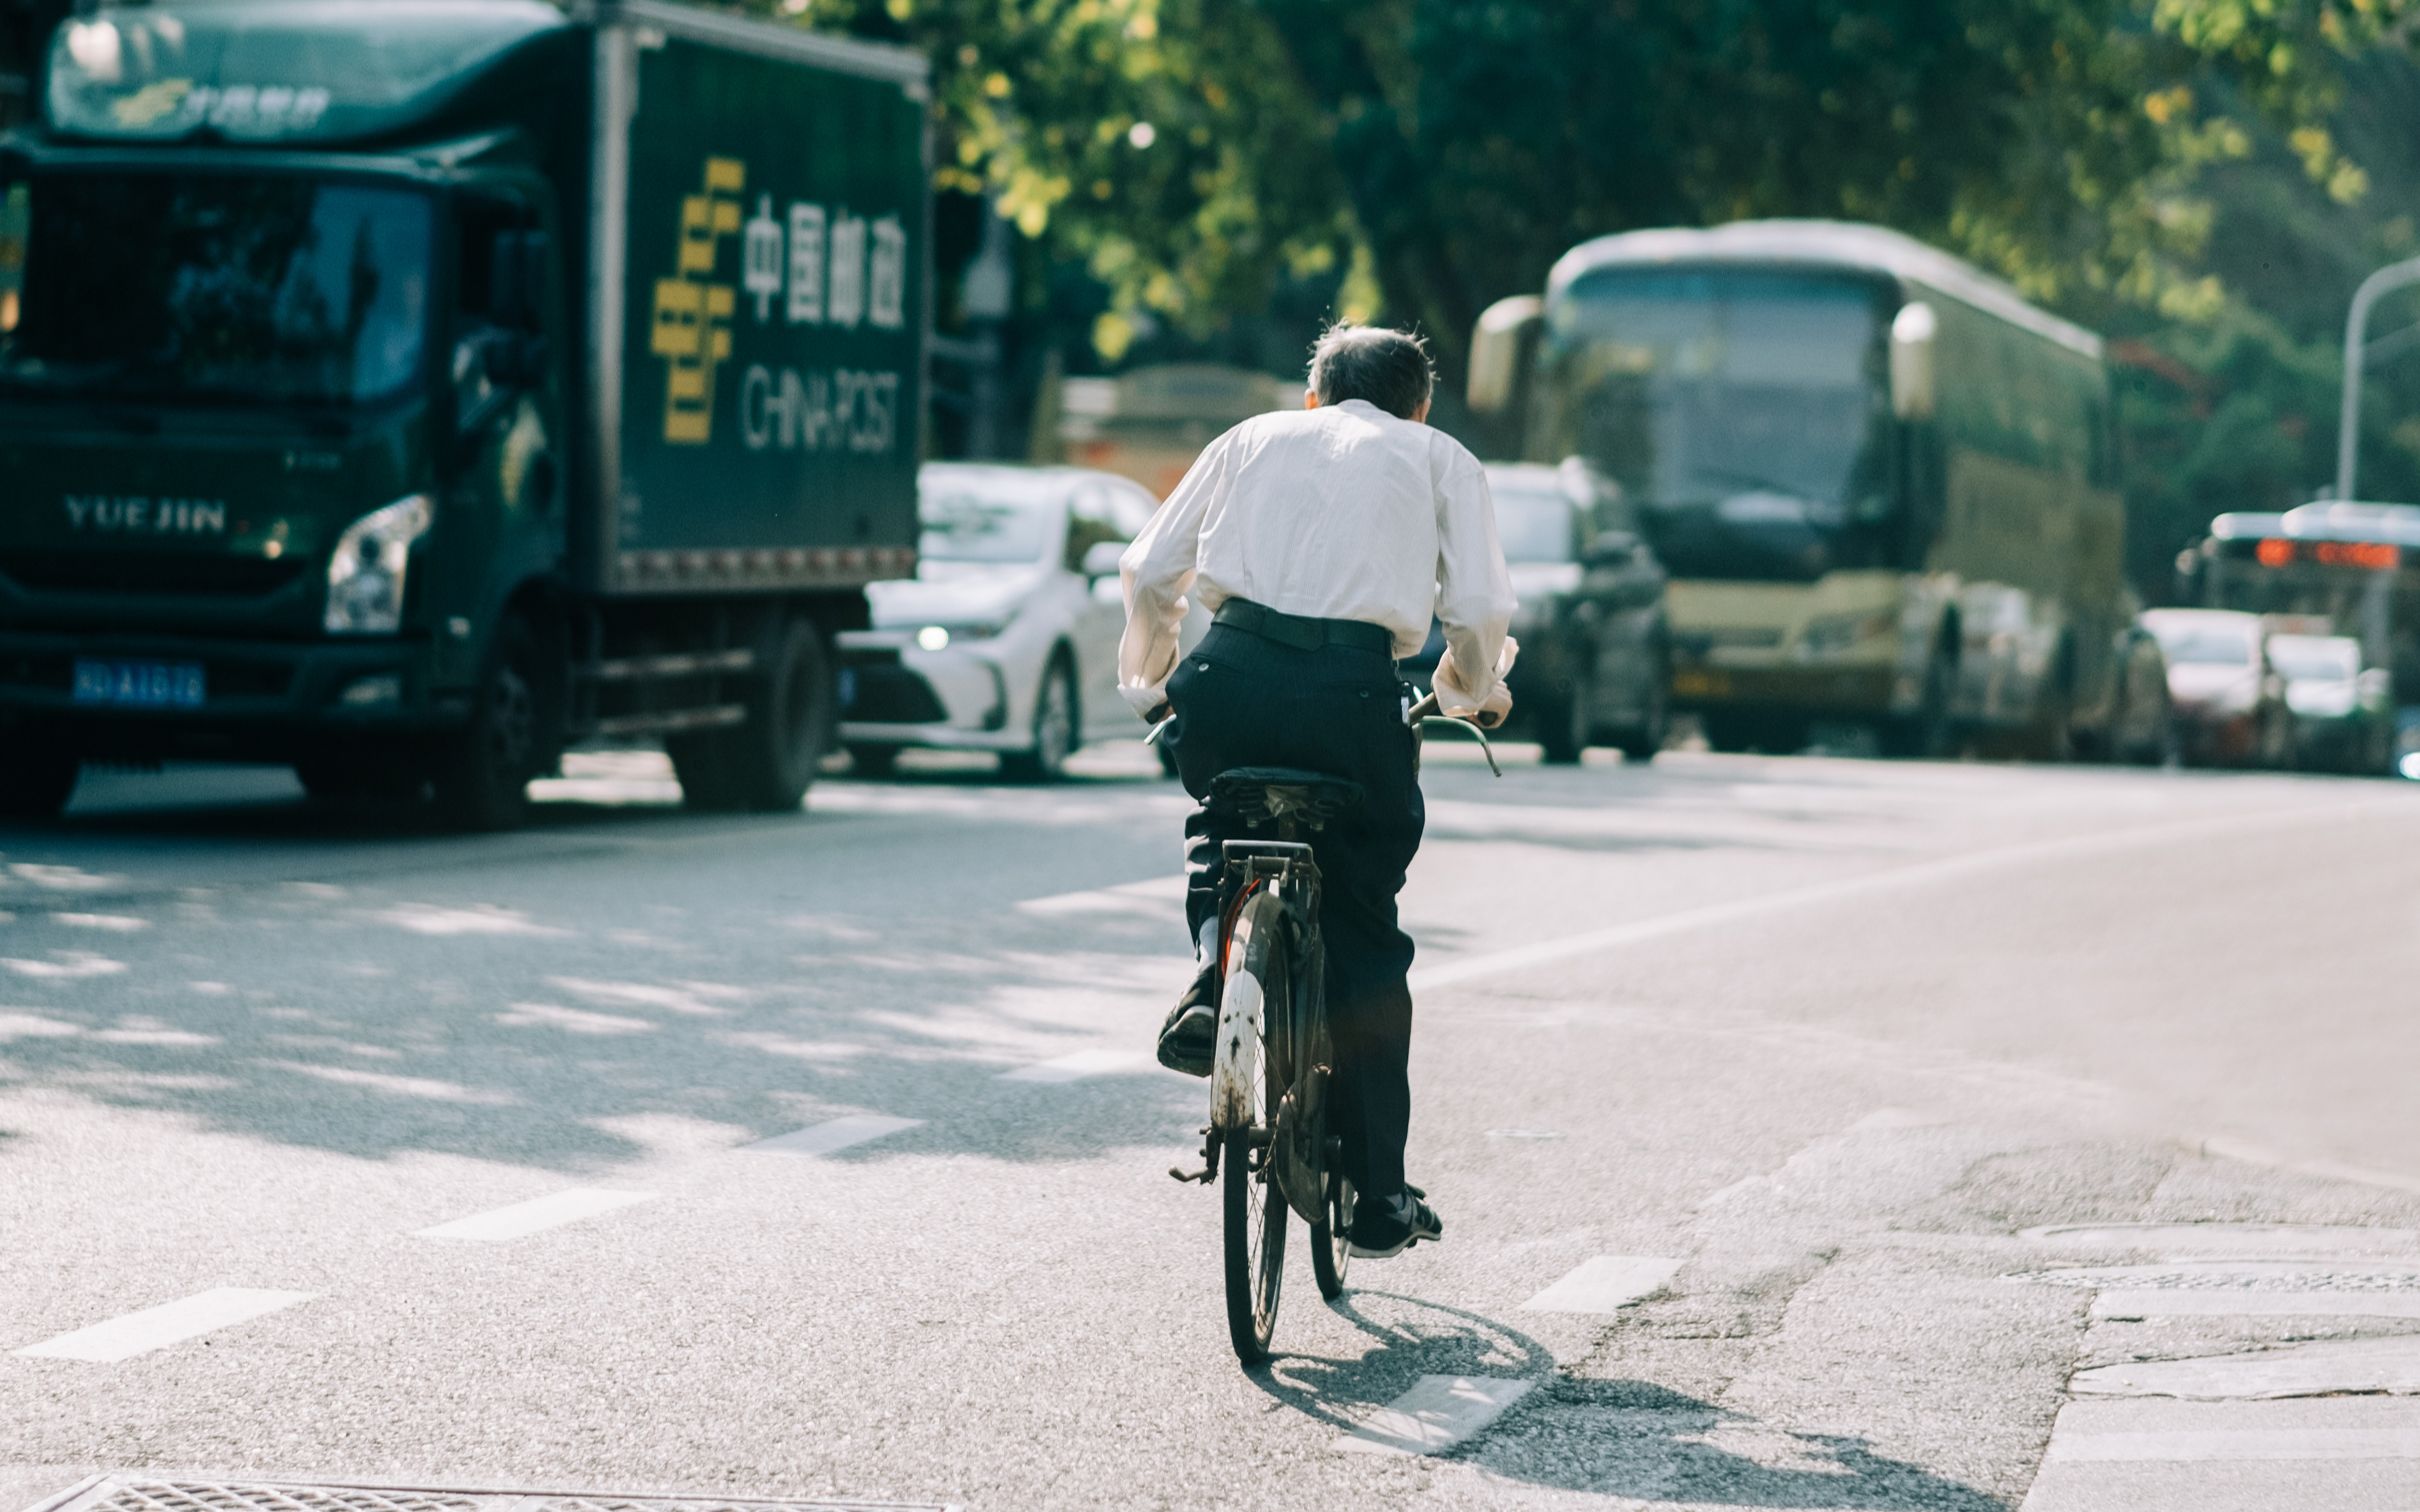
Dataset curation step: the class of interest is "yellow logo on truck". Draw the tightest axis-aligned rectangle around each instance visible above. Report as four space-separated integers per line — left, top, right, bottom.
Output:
650 157 745 445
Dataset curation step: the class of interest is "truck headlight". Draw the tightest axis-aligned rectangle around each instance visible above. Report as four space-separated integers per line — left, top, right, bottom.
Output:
325 495 433 635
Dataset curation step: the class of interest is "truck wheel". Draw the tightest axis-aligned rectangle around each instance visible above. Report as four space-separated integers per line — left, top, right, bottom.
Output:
0 750 80 823
1002 654 1078 782
672 617 833 813
433 617 546 831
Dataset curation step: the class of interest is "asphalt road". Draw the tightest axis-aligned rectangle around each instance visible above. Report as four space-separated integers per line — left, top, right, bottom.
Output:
4 740 2420 1511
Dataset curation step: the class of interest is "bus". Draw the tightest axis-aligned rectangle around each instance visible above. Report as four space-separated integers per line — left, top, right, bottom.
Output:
1467 220 2131 758
2190 501 2420 776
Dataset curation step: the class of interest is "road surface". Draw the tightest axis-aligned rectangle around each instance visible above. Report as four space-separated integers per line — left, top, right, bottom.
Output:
4 743 2418 1511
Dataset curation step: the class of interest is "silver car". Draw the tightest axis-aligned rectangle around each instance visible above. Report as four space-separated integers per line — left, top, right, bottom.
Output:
837 464 1185 780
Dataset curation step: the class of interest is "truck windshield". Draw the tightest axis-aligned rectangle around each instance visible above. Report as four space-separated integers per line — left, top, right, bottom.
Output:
1536 269 1891 581
0 172 433 409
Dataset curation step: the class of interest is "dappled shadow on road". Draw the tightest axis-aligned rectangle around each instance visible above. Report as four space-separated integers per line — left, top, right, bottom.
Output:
1474 1375 2007 1508
0 747 1915 1177
1248 1290 1999 1506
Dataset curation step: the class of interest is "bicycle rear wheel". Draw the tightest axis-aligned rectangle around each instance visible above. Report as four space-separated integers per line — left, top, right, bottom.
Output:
1221 888 1290 1363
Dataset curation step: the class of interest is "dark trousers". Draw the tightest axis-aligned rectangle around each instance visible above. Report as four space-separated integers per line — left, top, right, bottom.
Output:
1162 621 1426 1198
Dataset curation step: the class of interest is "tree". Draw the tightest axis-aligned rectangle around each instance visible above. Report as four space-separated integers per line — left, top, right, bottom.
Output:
756 0 2408 376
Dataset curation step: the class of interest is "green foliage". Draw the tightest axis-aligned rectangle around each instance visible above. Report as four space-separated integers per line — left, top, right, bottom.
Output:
740 0 2420 580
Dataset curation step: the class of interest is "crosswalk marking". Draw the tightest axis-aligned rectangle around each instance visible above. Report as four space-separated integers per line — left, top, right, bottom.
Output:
414 1188 655 1241
2073 1334 2420 1399
744 1113 922 1157
998 1049 1152 1083
1333 1375 1534 1456
15 1288 315 1362
2022 1222 2420 1260
1522 1255 1679 1314
2095 1287 2420 1319
2024 1398 2420 1510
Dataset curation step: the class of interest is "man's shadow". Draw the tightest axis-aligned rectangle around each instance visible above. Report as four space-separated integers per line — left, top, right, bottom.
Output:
1248 1290 2005 1509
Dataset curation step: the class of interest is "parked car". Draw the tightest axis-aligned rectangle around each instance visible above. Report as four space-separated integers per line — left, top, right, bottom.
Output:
837 464 1181 780
2267 632 2395 775
1404 460 1672 763
2140 609 2295 768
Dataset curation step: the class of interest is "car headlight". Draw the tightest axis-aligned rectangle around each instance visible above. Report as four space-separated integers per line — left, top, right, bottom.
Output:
325 495 433 635
915 620 1006 651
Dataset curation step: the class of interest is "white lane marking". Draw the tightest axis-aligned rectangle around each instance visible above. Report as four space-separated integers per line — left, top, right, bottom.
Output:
1334 1374 1535 1456
415 1187 655 1241
1522 1255 1679 1314
2058 1427 2420 1461
2073 1335 2420 1400
2097 1289 2420 1320
2197 1134 2420 1200
998 1048 1152 1083
2014 1261 2420 1319
745 1113 922 1156
2024 1399 2420 1510
15 1287 315 1362
1016 875 1185 918
2022 1222 2420 1260
1408 794 2412 992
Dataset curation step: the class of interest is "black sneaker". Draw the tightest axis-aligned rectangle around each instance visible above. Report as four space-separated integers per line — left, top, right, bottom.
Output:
1347 1186 1442 1258
1154 963 1219 1077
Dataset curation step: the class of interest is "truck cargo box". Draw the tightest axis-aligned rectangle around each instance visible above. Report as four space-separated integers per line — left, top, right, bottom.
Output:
582 0 927 599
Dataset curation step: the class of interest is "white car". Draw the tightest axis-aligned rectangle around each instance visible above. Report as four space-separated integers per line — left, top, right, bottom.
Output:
837 463 1192 779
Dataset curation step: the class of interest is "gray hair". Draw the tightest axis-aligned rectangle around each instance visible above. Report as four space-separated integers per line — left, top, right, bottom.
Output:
1308 324 1435 420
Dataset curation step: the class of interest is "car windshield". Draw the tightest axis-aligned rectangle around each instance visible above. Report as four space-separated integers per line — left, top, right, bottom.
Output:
919 477 1064 564
2267 635 2360 681
0 172 433 409
1486 480 1578 564
2153 618 2256 666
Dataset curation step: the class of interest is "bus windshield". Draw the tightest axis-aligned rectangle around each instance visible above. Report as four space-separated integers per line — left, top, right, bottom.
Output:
0 172 434 410
1535 269 1890 580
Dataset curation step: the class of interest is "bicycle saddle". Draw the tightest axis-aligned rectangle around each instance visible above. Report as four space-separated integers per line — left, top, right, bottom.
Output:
1210 767 1365 826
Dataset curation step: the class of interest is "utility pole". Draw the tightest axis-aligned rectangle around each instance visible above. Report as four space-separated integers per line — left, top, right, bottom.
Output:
2334 255 2420 501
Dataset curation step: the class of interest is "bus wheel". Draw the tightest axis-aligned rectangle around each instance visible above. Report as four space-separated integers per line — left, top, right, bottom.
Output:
1879 648 1955 760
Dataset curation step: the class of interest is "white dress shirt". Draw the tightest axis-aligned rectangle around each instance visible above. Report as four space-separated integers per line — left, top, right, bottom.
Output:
1117 398 1518 717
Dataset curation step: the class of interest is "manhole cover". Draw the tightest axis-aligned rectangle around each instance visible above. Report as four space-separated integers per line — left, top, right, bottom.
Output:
25 1479 957 1512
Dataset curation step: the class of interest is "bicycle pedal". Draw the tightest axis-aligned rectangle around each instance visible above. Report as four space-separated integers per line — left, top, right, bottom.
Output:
1168 1165 1214 1184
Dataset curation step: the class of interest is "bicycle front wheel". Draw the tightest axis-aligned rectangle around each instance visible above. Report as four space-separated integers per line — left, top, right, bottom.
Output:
1311 1172 1351 1301
1221 887 1290 1363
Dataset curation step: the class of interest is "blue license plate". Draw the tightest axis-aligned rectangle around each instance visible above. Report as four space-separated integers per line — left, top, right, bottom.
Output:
72 659 206 710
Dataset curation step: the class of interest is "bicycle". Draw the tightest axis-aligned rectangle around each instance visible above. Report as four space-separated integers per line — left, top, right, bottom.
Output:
1162 692 1499 1363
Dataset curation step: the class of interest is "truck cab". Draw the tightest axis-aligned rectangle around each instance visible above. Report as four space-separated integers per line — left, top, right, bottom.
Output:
0 1 927 824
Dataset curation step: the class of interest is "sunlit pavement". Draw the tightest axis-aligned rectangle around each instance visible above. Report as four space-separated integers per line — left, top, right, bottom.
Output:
4 745 2419 1511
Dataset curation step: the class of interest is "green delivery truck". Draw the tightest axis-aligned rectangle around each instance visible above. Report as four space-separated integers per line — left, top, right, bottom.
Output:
0 0 928 826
